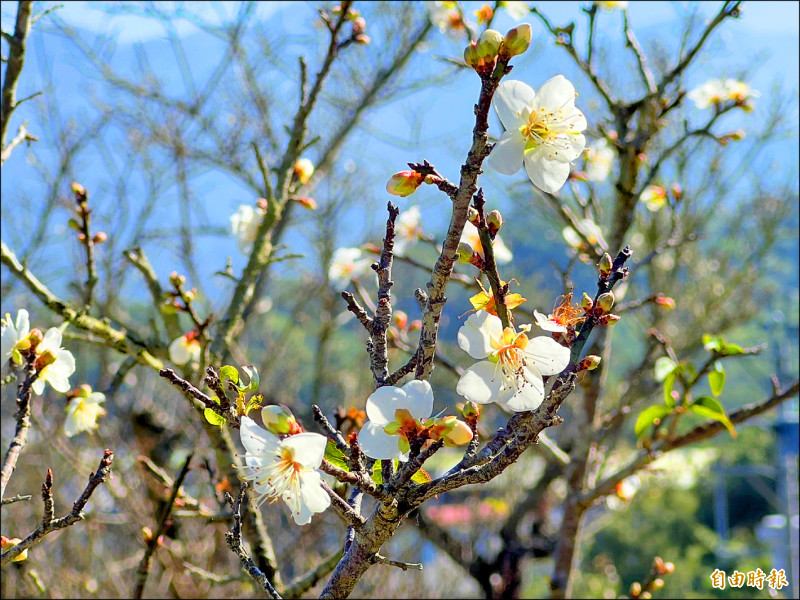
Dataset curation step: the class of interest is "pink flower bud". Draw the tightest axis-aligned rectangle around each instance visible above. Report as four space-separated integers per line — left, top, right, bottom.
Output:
92 231 108 244
386 170 424 197
654 294 675 309
294 196 317 210
393 310 408 330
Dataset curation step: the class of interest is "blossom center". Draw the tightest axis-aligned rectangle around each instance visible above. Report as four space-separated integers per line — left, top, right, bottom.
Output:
490 328 531 390
551 293 585 327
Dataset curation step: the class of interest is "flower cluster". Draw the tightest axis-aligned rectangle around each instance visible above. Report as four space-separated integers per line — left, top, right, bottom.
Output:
358 380 473 460
688 78 758 112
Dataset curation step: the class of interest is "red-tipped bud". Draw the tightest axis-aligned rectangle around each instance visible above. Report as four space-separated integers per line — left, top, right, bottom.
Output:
256 197 269 212
355 34 370 45
654 294 675 310
293 196 317 210
92 231 107 244
596 291 614 313
362 242 381 255
262 405 301 436
352 16 366 35
408 319 422 332
170 272 186 287
386 170 424 197
26 328 44 352
663 562 675 574
630 582 642 597
670 183 683 200
578 355 602 371
501 23 532 57
652 578 664 589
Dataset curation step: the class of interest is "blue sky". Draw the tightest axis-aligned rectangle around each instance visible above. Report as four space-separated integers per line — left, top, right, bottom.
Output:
1 1 798 308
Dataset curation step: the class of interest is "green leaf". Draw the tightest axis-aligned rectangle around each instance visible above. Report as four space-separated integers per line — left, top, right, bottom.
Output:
720 342 744 356
371 461 383 484
238 365 260 393
663 372 676 408
411 468 432 484
244 394 263 417
203 396 225 426
654 357 677 382
324 440 349 471
219 365 239 385
702 334 722 353
634 405 673 439
689 396 737 438
709 362 726 396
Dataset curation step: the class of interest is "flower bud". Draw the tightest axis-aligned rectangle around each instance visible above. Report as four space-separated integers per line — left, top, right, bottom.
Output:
444 419 474 446
652 578 664 590
640 592 652 599
256 197 269 212
461 401 480 419
464 42 482 69
71 181 88 202
76 384 93 398
25 328 44 352
170 272 186 287
502 23 532 57
293 158 315 185
629 582 642 597
596 291 614 313
261 405 301 435
355 34 370 45
653 556 664 571
670 183 683 200
467 206 480 226
408 319 422 332
581 292 594 311
456 242 475 264
654 294 675 310
599 314 620 326
352 16 366 35
598 252 613 277
579 355 602 371
92 231 107 244
663 562 675 574
476 29 504 60
386 170 424 197
293 196 317 210
486 209 503 236
0 536 28 562
362 242 381 255
393 310 408 330
34 349 57 372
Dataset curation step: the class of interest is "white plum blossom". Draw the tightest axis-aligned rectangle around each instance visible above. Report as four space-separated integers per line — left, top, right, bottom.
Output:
460 221 513 264
169 332 201 366
562 218 607 251
427 1 470 41
31 328 76 395
394 206 423 255
1 309 30 366
64 388 106 437
500 1 530 20
533 293 585 334
640 185 667 212
230 204 261 253
456 311 570 412
534 311 567 333
239 416 330 525
358 380 434 461
328 247 373 290
688 78 758 110
584 138 615 182
489 76 587 194
595 1 628 11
